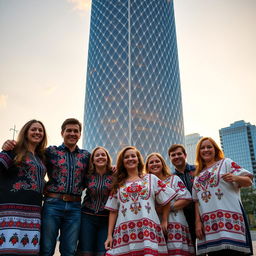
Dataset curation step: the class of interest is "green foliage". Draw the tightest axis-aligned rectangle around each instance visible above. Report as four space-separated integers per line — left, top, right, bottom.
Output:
241 187 256 215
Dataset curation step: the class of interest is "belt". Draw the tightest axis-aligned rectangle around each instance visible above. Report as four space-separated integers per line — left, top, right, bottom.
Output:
46 192 81 202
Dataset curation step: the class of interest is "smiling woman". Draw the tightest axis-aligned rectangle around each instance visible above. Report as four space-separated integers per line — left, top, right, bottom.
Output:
193 137 254 256
0 119 48 255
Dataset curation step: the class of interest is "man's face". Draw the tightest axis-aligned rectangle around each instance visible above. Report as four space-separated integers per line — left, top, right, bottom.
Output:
169 147 186 169
61 124 81 148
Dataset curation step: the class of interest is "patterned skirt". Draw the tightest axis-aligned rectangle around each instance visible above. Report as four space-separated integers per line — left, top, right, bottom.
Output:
0 203 41 255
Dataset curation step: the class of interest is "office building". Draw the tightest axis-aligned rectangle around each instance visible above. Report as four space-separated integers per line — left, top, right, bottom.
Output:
185 133 202 164
219 120 256 184
83 0 184 162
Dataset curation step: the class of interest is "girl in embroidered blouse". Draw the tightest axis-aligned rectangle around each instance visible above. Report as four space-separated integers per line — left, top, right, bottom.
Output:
76 146 113 256
0 119 47 255
145 152 195 256
193 137 253 256
104 146 177 256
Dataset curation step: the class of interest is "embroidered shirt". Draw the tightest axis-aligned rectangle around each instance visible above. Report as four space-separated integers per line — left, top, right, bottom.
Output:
82 171 113 216
45 144 90 196
0 150 46 205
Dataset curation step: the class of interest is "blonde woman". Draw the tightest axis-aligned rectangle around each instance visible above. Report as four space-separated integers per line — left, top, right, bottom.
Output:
146 152 194 256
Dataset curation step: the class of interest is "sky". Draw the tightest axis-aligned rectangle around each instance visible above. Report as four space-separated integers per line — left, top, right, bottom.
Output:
0 0 255 150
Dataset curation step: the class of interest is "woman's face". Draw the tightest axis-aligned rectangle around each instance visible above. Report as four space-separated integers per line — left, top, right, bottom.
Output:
93 148 108 168
123 149 139 171
200 139 216 164
147 155 163 177
27 122 44 145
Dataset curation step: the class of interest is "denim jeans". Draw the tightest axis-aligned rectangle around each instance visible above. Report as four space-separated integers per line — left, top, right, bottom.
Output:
77 213 108 256
40 197 81 256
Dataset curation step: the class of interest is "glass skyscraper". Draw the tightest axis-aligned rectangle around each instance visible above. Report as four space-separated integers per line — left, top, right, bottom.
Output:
219 120 256 184
83 0 184 162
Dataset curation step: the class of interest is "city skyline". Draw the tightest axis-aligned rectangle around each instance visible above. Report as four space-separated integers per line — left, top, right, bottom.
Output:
0 0 255 157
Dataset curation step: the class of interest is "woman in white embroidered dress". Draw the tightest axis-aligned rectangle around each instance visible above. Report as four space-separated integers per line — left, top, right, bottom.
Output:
104 146 177 256
193 137 253 256
145 152 195 256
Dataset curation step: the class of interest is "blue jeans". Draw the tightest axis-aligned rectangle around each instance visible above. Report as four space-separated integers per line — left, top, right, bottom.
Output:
40 197 81 256
77 213 108 256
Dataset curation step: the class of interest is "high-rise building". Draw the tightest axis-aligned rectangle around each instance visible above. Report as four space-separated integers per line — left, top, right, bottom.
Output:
219 120 256 184
185 133 202 164
83 0 184 162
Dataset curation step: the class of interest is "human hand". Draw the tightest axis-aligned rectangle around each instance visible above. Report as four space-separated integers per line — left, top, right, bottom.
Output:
104 235 113 250
2 140 16 151
161 219 168 236
195 220 204 240
222 173 237 183
112 165 117 173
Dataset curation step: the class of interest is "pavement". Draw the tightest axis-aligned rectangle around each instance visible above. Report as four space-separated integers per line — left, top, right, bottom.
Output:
53 233 256 255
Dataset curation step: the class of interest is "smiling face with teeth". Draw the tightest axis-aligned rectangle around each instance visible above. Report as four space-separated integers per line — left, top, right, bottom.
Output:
27 122 45 145
147 155 163 176
199 139 216 166
93 148 108 168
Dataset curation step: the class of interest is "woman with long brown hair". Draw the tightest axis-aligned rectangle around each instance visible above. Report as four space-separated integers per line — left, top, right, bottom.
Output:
104 146 177 256
0 119 47 255
193 137 253 256
76 146 113 256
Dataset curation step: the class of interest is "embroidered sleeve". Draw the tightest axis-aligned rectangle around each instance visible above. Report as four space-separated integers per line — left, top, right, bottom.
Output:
152 174 176 206
192 186 199 201
0 151 15 170
173 176 192 201
224 158 253 178
105 192 119 211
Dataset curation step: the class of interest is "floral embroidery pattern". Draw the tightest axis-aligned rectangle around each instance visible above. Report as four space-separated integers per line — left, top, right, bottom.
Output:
11 154 46 193
0 233 6 246
194 161 223 202
46 145 90 195
215 188 223 200
202 210 245 235
121 205 127 217
112 218 164 247
145 202 151 214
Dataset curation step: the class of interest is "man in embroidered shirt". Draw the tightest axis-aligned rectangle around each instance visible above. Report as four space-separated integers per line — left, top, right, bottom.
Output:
1 118 90 255
168 144 196 250
40 118 90 256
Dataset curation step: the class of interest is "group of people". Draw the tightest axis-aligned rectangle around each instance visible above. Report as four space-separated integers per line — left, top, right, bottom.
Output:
0 118 254 256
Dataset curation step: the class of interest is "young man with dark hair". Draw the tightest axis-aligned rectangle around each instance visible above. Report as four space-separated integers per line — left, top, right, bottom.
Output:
168 144 196 250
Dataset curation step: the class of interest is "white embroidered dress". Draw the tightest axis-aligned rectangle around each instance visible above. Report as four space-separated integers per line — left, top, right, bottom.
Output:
105 174 176 256
163 175 194 255
192 158 253 255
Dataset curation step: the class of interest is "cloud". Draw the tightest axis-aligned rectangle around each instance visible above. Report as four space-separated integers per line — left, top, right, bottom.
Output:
67 0 91 12
0 94 8 109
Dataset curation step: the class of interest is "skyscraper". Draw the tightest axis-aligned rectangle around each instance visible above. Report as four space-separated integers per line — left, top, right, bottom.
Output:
219 120 256 184
185 133 202 164
83 0 184 162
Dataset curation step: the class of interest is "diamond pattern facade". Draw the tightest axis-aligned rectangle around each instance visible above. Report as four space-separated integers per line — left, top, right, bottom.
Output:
83 0 184 163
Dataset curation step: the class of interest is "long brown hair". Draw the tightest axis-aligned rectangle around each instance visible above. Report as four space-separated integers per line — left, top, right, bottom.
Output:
195 137 224 176
15 120 47 163
145 152 171 178
88 146 112 175
112 146 144 193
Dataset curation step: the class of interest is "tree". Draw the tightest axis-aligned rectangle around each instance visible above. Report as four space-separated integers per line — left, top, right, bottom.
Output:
241 187 256 227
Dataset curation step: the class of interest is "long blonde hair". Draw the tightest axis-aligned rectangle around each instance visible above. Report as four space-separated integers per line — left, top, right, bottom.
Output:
195 137 224 176
145 152 171 178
